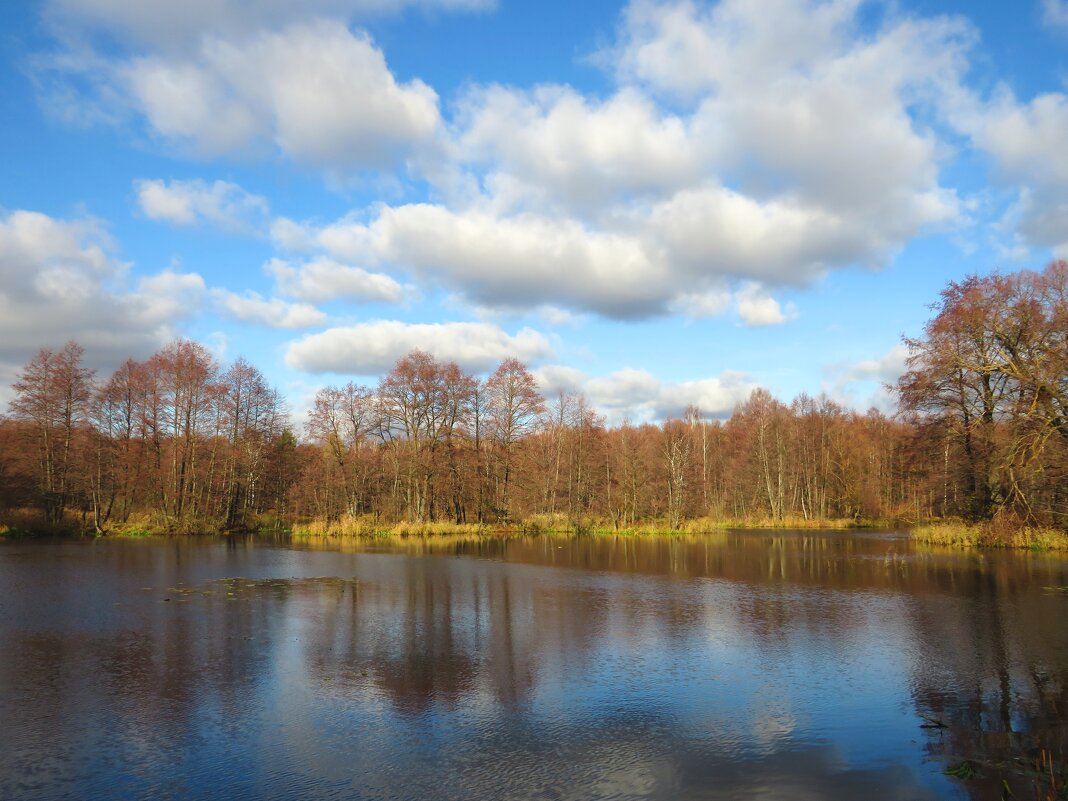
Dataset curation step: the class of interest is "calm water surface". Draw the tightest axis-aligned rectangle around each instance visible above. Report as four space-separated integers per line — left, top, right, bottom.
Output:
0 531 1065 800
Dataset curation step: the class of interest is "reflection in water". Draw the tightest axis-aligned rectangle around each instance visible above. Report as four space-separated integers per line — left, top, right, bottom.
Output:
0 531 1065 800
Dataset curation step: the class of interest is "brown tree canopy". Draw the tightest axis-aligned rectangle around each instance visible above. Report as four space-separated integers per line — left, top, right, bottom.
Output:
9 341 94 523
1 262 1064 534
897 260 1068 526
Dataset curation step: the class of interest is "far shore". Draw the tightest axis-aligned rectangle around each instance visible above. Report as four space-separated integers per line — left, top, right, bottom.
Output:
5 512 1067 551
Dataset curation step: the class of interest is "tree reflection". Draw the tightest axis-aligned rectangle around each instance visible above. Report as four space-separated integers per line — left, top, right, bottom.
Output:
1 535 1066 800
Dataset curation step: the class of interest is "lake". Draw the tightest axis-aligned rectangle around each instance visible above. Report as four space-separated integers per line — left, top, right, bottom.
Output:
0 531 1065 800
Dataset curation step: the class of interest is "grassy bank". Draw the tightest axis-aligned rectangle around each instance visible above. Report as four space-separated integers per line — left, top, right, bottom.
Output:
27 509 1065 551
291 517 501 540
0 508 277 539
289 513 884 542
0 508 86 539
911 520 1068 551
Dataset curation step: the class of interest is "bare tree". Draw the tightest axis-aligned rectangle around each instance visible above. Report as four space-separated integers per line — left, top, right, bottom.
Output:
484 359 545 520
10 342 94 524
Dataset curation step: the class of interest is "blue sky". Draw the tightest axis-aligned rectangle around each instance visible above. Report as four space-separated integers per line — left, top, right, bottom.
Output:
1 0 1066 423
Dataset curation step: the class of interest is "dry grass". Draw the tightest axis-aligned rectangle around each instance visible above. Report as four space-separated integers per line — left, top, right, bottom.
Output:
0 507 84 537
291 515 506 541
582 515 879 536
106 512 169 538
912 520 1068 550
517 513 570 535
0 508 235 539
290 512 884 542
681 515 874 531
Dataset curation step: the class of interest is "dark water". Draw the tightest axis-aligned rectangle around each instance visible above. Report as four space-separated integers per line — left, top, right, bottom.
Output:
0 531 1065 800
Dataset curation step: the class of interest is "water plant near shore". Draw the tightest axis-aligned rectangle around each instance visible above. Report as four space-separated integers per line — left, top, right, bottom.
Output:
912 520 1068 550
288 512 887 542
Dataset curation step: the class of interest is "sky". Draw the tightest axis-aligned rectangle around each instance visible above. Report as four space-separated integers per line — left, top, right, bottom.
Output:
1 0 1066 425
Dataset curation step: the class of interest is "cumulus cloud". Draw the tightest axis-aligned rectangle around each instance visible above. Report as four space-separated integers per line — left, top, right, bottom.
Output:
0 209 204 378
534 364 759 423
257 0 969 318
38 0 1066 321
132 269 208 322
645 184 917 284
273 205 672 318
135 178 269 231
284 320 553 374
44 21 443 168
734 284 796 327
126 22 442 166
669 288 731 319
953 90 1068 253
607 0 965 218
823 343 910 412
211 289 327 329
272 200 815 319
537 306 583 326
264 256 404 304
839 344 910 384
452 85 702 212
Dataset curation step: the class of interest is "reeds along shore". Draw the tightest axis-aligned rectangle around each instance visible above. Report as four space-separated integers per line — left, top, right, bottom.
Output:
290 516 1068 550
910 521 1068 550
5 506 1068 552
287 513 878 539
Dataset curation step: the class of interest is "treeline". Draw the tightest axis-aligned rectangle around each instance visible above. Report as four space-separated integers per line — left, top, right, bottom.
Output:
294 361 921 530
899 260 1068 531
0 340 294 534
0 262 1065 536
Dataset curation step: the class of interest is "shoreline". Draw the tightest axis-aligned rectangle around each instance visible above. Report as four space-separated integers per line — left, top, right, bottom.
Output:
5 516 1067 552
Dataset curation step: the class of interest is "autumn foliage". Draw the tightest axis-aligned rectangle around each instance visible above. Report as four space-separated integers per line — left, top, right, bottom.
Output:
1 262 1065 537
898 260 1068 529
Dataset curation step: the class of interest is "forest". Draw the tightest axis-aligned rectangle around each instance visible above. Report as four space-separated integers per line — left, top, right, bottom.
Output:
0 262 1065 539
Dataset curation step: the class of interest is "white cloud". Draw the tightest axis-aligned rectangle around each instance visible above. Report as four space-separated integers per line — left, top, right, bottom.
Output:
270 217 319 251
211 289 327 329
284 320 553 374
839 343 910 384
272 192 870 319
532 364 587 396
667 372 759 418
0 209 204 377
607 0 866 101
823 343 910 412
452 85 702 212
608 0 965 217
670 289 731 319
954 90 1068 252
44 0 1068 326
264 256 404 304
135 178 269 231
734 283 796 327
132 269 207 322
645 184 915 284
56 21 443 168
273 204 671 318
47 0 495 51
534 364 758 423
256 0 968 318
537 306 583 326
